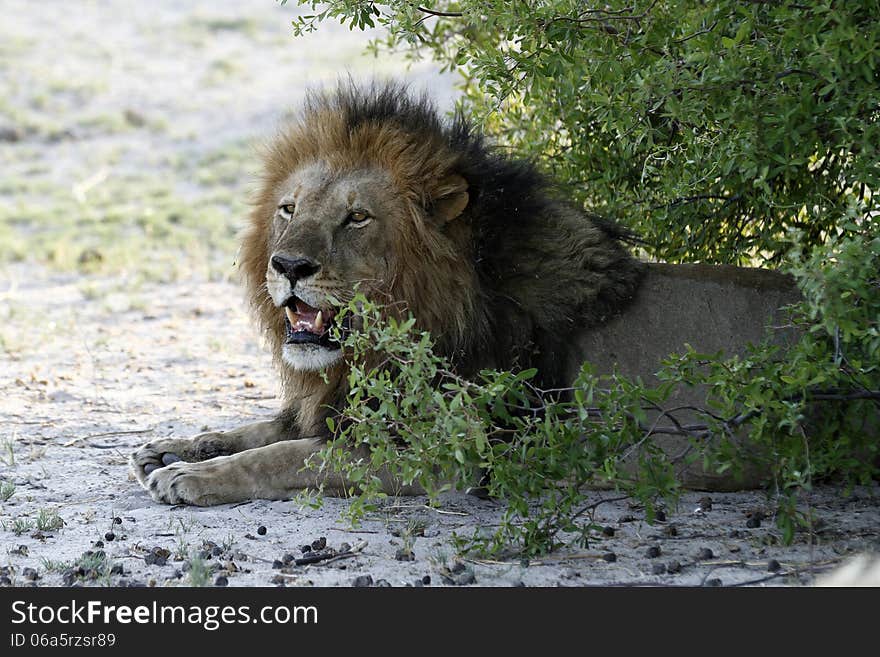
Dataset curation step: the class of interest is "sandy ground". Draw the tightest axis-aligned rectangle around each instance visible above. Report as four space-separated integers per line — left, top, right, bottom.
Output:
1 1 879 588
0 270 877 589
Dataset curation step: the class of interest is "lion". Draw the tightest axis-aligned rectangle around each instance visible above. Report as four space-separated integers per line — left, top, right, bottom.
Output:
130 82 643 505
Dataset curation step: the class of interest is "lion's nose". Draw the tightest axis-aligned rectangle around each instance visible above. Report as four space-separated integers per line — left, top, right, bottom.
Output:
271 255 321 282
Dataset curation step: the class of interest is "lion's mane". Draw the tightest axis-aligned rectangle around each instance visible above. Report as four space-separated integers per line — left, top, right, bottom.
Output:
238 82 643 433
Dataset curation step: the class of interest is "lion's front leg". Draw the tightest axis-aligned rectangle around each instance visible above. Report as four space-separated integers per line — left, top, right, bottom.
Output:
145 438 333 505
130 418 289 488
144 439 425 505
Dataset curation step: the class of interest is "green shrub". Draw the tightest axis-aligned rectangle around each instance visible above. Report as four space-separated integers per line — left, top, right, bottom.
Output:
284 0 880 553
304 222 879 553
285 0 879 265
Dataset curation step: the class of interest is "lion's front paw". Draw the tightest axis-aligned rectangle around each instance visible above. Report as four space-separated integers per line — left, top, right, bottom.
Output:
145 460 229 506
130 438 193 487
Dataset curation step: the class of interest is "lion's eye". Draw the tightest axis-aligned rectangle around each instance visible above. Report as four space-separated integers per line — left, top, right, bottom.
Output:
278 203 296 218
347 211 371 226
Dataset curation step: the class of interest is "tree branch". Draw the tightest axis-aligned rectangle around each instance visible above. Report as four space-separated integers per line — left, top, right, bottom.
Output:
416 6 463 18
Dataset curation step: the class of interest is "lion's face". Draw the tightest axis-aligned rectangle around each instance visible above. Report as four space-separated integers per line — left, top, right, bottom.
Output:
265 162 404 371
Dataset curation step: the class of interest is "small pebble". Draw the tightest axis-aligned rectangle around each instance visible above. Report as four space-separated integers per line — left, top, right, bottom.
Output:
651 563 667 575
645 546 662 559
22 567 39 581
282 553 296 565
104 532 115 542
602 526 615 537
666 561 682 574
704 578 723 587
212 546 223 557
746 516 762 528
767 559 781 573
698 496 713 512
339 543 351 554
375 579 391 587
450 561 466 574
144 553 166 567
300 545 312 554
257 526 267 536
421 575 431 585
0 575 12 586
272 560 284 570
214 576 228 587
93 541 104 549
602 552 617 563
696 548 714 560
311 537 327 551
110 564 124 576
352 575 373 587
113 517 123 525
655 509 667 522
663 525 678 537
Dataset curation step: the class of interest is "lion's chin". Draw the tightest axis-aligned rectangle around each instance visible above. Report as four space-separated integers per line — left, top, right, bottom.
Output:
282 343 343 372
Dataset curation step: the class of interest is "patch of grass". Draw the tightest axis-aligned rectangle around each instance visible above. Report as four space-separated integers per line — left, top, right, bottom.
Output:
221 534 236 553
36 508 64 532
0 139 253 282
0 436 15 467
5 517 34 535
174 536 190 561
68 549 116 585
74 112 132 136
0 481 14 501
75 550 108 572
187 553 212 587
40 557 71 573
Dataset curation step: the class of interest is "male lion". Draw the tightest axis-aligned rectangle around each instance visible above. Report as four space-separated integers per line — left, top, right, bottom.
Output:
131 83 643 505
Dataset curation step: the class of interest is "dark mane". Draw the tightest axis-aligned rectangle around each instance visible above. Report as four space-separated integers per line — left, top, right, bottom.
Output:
307 82 644 382
242 81 643 415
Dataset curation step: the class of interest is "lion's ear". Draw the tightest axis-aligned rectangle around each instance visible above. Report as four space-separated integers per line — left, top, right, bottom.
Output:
432 174 469 224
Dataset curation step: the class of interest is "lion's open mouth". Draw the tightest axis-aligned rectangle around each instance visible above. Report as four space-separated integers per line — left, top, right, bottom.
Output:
283 296 340 349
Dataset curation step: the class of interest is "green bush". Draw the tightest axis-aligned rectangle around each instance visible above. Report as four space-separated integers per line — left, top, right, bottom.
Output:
283 1 880 553
285 0 879 265
305 222 878 553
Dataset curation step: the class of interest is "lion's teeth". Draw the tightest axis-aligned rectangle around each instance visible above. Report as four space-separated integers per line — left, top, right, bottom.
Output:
314 310 324 331
285 306 297 325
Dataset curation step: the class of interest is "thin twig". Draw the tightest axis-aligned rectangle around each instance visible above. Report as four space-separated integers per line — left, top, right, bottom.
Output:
416 6 462 18
62 427 154 447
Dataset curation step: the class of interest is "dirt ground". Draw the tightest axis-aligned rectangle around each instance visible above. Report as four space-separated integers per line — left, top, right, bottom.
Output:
1 1 878 588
